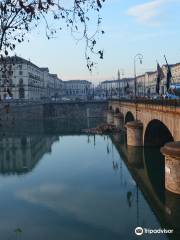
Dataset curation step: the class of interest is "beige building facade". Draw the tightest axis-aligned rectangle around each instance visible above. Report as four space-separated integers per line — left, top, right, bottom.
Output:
0 56 63 100
136 62 180 96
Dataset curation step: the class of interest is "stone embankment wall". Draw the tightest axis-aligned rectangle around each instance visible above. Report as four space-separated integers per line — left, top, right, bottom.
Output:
43 101 108 119
0 101 108 124
0 103 43 124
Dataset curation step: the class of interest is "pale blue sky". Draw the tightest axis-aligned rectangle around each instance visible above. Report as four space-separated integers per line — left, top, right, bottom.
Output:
15 0 180 83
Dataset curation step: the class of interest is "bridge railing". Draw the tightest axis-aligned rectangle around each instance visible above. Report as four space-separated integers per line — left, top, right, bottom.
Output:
110 98 180 107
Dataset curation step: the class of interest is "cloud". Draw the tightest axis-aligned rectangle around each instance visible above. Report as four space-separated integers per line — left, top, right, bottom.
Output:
16 182 134 234
127 0 169 25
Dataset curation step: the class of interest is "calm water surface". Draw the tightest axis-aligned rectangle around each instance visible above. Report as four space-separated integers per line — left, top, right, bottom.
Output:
0 119 179 240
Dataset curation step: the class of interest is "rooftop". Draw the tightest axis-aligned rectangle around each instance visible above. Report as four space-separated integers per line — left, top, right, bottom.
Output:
101 78 134 84
64 80 91 84
0 56 41 70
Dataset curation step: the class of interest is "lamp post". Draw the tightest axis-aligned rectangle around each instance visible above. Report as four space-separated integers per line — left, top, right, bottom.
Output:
134 54 143 99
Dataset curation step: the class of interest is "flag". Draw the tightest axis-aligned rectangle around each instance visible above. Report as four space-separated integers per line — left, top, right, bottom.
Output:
156 63 164 94
164 55 172 91
7 88 13 97
124 81 129 93
166 64 172 90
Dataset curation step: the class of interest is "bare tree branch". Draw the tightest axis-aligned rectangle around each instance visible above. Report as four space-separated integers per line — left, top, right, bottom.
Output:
0 0 105 71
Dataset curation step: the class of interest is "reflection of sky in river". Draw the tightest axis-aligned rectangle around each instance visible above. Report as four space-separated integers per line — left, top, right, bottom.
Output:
0 135 168 240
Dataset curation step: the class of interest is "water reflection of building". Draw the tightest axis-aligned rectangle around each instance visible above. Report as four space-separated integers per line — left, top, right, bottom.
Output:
0 135 58 175
0 117 105 175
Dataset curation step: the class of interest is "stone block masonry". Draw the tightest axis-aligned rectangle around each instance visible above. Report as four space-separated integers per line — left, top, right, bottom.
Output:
43 101 108 119
0 101 108 124
0 103 44 123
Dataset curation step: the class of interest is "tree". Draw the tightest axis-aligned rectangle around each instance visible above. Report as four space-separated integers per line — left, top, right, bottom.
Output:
0 0 105 71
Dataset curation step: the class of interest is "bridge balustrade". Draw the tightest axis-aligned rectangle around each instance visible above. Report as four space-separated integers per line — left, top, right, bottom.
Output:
110 98 180 107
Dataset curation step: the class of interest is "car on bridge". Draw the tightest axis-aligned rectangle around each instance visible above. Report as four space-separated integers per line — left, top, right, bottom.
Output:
61 97 71 101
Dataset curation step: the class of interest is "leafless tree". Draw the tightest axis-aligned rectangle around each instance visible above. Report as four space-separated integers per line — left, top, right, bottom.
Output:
0 0 105 71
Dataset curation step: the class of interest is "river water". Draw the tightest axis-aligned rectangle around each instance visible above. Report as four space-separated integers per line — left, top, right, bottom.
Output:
0 118 179 240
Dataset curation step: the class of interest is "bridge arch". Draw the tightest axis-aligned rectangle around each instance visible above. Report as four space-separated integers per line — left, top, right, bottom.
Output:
144 119 174 147
125 111 135 124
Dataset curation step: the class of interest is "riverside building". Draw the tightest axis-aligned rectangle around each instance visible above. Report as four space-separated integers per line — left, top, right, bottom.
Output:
0 56 63 100
135 62 180 97
63 80 92 100
99 78 134 99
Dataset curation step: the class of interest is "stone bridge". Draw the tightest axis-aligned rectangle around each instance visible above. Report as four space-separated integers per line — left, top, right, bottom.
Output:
108 100 180 146
108 99 180 195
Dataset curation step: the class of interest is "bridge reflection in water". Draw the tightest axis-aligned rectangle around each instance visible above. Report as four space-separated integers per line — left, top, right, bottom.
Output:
0 118 179 239
111 132 180 239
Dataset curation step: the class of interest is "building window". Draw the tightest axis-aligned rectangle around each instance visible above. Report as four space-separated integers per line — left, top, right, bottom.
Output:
19 78 23 85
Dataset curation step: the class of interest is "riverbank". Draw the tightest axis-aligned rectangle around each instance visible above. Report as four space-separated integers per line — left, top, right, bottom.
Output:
0 101 108 122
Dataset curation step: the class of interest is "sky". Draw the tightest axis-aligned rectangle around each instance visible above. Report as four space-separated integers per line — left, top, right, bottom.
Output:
15 0 180 84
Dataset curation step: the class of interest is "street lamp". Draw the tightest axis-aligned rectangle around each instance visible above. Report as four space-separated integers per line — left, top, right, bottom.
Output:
134 53 143 99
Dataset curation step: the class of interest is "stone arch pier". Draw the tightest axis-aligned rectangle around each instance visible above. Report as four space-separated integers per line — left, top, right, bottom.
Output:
108 100 180 194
